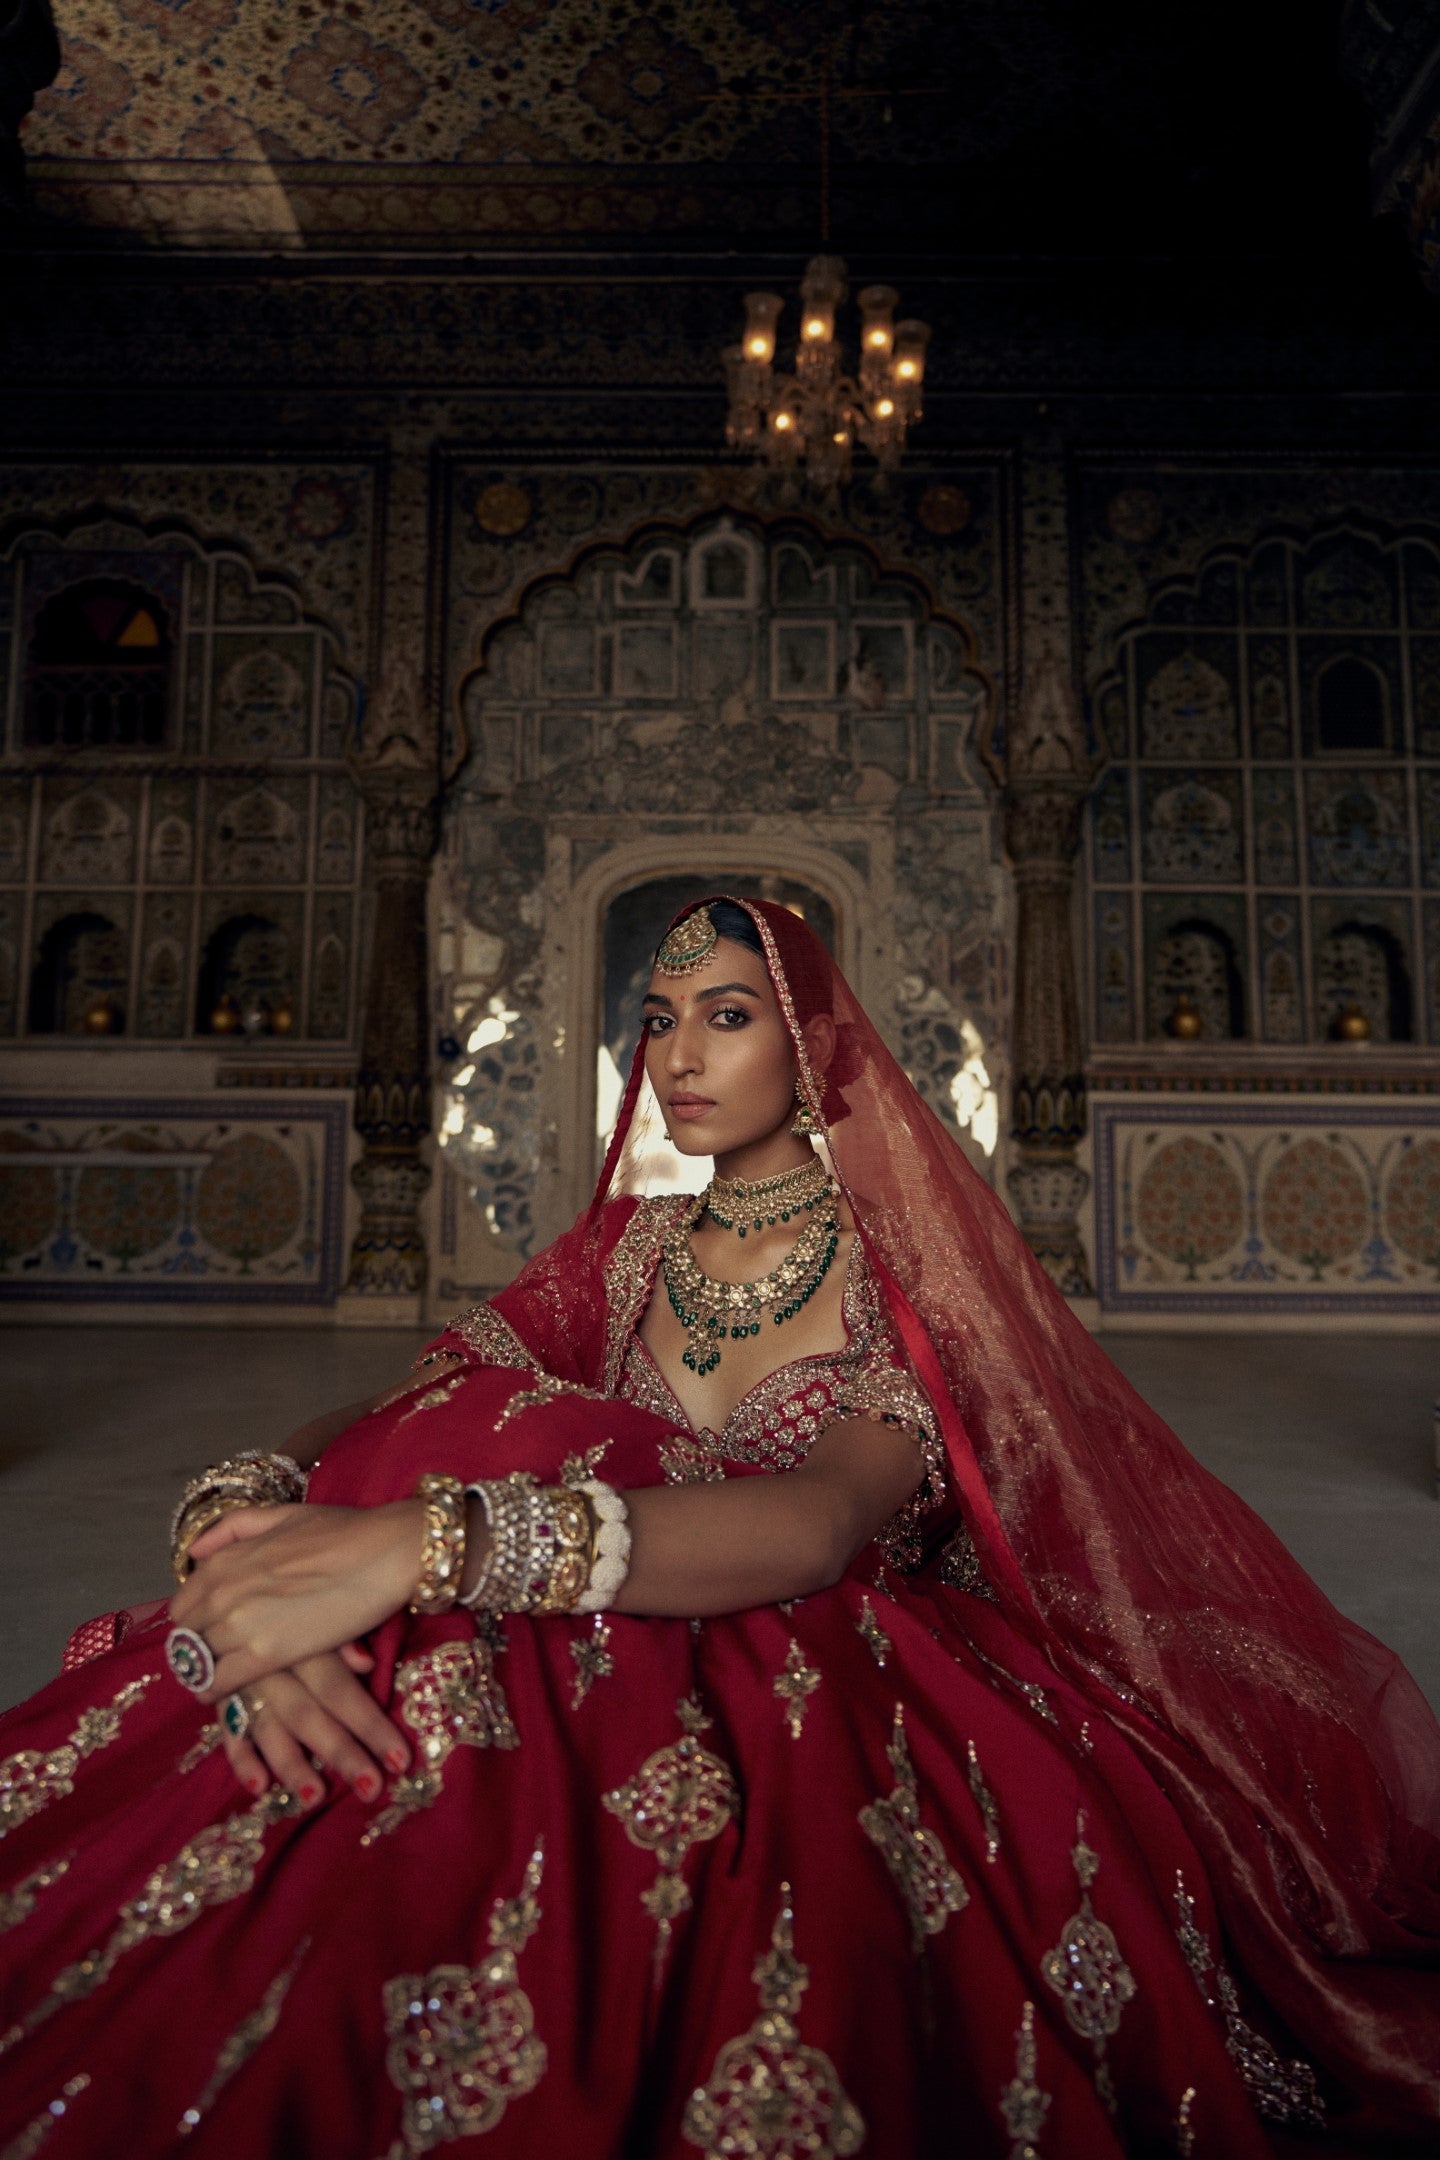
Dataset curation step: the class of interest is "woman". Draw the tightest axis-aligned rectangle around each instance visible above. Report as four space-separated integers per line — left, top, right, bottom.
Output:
0 895 1435 2159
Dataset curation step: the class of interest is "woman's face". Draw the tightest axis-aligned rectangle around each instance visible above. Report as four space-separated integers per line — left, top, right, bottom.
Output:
642 936 802 1160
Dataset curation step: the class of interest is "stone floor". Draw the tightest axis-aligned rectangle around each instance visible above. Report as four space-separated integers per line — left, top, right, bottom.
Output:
1 1325 1436 1718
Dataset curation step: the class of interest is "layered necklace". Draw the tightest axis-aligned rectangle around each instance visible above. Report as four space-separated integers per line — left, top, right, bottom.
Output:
662 1157 841 1378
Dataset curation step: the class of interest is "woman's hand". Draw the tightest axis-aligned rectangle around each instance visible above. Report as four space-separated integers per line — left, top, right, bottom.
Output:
171 1499 424 1702
218 1646 412 1808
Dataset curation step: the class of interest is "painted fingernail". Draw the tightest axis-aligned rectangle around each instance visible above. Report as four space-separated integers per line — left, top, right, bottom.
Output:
386 1746 408 1771
300 1781 321 1806
245 1773 265 1795
355 1771 379 1799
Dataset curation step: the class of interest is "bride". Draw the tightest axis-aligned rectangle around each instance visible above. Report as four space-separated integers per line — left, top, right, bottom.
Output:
0 895 1435 2159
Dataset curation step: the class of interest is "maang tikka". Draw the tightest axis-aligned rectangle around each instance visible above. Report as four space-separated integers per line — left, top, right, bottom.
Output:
656 905 718 977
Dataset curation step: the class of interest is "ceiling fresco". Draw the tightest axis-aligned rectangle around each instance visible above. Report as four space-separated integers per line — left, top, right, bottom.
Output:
15 0 1376 257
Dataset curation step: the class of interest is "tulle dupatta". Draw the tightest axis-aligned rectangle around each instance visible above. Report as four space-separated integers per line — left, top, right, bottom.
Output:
596 894 1439 2133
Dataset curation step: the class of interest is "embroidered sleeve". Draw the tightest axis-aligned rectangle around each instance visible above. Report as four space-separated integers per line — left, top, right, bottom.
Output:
436 1303 545 1373
827 1364 947 1508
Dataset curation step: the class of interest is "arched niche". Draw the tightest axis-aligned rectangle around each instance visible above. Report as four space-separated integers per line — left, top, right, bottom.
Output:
438 513 1003 1280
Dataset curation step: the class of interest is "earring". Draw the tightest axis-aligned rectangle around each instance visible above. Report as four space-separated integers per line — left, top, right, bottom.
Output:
790 1086 819 1138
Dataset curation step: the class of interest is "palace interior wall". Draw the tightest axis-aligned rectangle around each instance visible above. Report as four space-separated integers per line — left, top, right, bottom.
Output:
0 255 1437 1329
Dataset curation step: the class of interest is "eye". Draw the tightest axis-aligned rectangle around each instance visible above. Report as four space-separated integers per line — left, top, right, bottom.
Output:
642 1013 674 1036
711 1005 750 1028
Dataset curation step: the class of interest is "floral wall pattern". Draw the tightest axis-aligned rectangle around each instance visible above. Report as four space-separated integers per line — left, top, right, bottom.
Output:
1093 1102 1440 1316
0 1097 348 1302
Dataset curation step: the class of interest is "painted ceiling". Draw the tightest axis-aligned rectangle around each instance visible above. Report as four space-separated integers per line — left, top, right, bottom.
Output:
18 0 1368 255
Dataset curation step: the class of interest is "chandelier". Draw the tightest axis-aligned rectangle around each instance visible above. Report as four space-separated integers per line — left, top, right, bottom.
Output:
724 256 931 499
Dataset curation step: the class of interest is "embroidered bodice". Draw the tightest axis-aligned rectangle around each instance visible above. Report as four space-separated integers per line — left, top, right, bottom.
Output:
601 1198 947 1554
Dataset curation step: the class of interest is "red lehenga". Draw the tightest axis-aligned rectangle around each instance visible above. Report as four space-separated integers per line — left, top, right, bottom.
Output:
1 901 1436 2160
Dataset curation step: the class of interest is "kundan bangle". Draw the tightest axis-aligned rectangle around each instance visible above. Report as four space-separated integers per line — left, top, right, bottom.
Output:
409 1473 468 1614
575 1480 631 1613
460 1472 631 1617
170 1450 308 1582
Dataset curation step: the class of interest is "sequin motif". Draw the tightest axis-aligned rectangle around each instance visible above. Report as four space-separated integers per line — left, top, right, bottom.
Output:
1040 1824 1136 2061
0 2075 90 2160
2 1789 298 2058
0 1859 69 1935
0 1677 155 1840
382 1846 547 2156
176 1944 308 2138
363 1635 518 1847
855 1597 891 1667
569 1618 615 1708
1172 1872 1325 2129
966 1740 1001 1865
682 1888 865 2159
774 1639 822 1739
858 1705 968 1952
999 2002 1050 2158
603 1696 739 1974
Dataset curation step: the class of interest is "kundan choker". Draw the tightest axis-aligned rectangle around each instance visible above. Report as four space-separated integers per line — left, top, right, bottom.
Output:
706 1157 834 1238
662 1180 841 1377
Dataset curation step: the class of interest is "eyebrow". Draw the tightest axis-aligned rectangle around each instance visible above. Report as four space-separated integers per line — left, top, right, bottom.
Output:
641 983 764 1009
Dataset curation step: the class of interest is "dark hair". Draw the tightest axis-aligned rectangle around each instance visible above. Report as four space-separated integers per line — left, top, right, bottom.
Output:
656 897 766 963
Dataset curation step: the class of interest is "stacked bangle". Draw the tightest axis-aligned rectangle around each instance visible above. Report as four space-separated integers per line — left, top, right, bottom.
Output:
575 1480 631 1613
169 1451 308 1583
409 1473 469 1614
459 1473 632 1618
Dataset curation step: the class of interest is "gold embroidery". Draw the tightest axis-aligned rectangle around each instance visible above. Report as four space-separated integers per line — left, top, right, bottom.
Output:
999 2001 1050 2159
603 1196 691 1395
0 1858 70 1935
177 1722 226 1776
1040 1820 1136 2060
858 1705 967 1952
657 1430 728 1485
855 1597 891 1666
2 1789 298 2058
966 1740 1001 1865
382 1845 546 2156
682 1885 865 2159
603 1696 740 1973
176 1941 308 2137
1172 1872 1323 2129
393 1373 467 1427
774 1639 821 1739
1175 2086 1196 2157
363 1635 518 1847
0 2075 89 2160
447 1302 539 1369
496 1369 609 1430
569 1617 614 1707
559 1439 614 1486
0 1677 156 1839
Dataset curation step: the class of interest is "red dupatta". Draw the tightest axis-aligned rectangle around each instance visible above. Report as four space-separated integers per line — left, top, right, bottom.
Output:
574 892 1439 2127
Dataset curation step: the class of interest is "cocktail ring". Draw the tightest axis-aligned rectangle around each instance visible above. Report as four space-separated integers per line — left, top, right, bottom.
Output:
165 1624 217 1695
220 1690 265 1742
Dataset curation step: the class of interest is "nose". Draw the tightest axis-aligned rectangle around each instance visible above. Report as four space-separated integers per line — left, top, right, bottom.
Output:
663 1015 701 1076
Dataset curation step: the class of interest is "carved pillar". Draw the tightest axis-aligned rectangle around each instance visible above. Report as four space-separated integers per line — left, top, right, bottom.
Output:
1004 441 1095 1297
1003 754 1092 1294
346 730 438 1297
342 416 442 1307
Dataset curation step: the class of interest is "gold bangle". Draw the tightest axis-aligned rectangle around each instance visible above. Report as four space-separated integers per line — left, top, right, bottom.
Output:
172 1494 252 1584
530 1487 598 1615
409 1473 467 1614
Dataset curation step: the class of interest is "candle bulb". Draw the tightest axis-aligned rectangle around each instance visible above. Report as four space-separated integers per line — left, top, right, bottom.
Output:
741 291 783 367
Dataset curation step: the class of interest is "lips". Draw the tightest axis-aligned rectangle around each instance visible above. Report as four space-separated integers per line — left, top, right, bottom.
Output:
668 1094 715 1122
